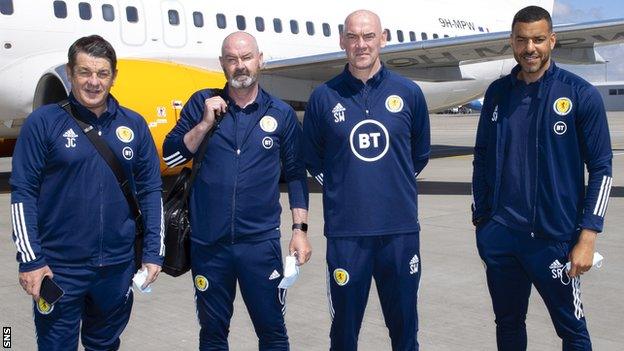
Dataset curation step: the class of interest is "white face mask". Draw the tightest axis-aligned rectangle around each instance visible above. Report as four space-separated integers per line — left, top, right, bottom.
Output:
278 255 300 289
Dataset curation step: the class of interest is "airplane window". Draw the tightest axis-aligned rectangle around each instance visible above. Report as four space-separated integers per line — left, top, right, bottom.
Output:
409 31 416 42
384 29 391 41
338 24 344 35
273 18 282 33
618 89 624 95
255 17 265 32
216 13 226 29
322 23 331 37
0 0 13 15
397 30 404 43
609 89 617 96
102 4 114 22
290 20 299 34
53 1 67 19
421 32 427 40
306 21 314 36
79 2 91 20
126 6 138 23
193 12 204 27
433 33 439 39
236 15 246 30
168 10 179 25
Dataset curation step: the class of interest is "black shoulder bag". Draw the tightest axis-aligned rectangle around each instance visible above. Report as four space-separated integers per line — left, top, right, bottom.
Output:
59 100 144 271
162 89 225 277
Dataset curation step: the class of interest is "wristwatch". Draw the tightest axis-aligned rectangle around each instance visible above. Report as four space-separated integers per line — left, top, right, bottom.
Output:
292 223 308 232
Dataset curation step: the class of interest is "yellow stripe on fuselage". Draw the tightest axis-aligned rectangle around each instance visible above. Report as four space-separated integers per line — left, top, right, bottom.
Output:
111 59 226 175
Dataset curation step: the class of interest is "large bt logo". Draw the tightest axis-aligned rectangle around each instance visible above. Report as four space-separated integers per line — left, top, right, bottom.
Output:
349 119 390 162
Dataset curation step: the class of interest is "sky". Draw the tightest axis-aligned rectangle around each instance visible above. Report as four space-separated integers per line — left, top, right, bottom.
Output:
553 0 624 82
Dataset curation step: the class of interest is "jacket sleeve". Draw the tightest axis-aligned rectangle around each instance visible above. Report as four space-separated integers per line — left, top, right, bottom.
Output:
410 85 431 176
280 107 309 210
162 91 207 168
9 111 49 272
472 86 495 223
302 89 326 186
576 86 613 232
134 118 165 265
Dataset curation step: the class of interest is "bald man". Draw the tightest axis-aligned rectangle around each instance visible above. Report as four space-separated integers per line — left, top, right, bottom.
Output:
163 32 310 350
302 10 430 350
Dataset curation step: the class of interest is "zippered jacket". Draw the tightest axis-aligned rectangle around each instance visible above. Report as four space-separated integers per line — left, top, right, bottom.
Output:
162 87 308 245
302 65 431 237
472 62 613 240
10 94 164 272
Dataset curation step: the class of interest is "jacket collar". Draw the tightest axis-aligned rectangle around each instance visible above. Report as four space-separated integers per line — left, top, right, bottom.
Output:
223 83 270 112
509 61 558 98
341 63 388 90
68 93 119 124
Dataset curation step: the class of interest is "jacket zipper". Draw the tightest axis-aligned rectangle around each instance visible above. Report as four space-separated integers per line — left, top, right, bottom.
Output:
530 100 540 237
231 115 240 244
363 84 370 118
98 126 104 266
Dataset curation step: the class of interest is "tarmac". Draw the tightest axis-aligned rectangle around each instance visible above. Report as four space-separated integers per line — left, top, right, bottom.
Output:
1 113 623 350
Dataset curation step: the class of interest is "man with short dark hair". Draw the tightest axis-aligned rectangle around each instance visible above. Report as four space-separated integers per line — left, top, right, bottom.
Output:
10 35 164 350
163 31 310 350
302 10 430 350
472 6 612 350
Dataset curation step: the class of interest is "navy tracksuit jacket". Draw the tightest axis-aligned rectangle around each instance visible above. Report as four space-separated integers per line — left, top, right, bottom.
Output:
10 94 164 350
303 65 430 351
473 62 612 351
163 86 308 350
473 62 612 239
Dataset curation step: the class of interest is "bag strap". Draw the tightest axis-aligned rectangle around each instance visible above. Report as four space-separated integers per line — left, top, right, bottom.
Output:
183 88 226 200
58 100 142 221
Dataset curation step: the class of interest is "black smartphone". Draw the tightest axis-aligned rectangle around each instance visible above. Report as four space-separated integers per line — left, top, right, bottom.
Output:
40 276 64 305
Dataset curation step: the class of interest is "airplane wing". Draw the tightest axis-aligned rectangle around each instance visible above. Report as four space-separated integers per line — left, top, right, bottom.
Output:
263 18 624 83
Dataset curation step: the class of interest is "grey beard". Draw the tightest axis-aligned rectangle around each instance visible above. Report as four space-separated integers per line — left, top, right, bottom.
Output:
230 75 255 89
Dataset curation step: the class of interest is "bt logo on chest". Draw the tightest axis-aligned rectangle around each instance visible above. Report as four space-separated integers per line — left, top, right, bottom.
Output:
349 120 389 162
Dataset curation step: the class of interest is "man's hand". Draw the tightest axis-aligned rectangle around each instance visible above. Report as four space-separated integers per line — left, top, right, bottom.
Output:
568 229 598 278
142 263 162 290
19 265 53 300
201 96 227 129
289 230 312 266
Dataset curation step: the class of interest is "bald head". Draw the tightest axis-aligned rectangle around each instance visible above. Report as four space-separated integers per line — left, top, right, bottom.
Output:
219 31 263 90
344 10 383 35
221 31 259 57
340 9 386 80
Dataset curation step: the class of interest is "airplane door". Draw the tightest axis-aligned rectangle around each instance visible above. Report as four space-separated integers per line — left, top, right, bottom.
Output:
160 0 187 48
119 0 146 46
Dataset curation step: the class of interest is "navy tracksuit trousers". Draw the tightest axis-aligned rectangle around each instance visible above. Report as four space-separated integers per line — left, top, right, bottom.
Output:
326 233 421 351
476 220 592 351
33 261 135 351
191 238 288 351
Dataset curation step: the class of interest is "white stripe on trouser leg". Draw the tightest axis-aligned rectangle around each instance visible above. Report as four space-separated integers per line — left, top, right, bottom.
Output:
326 266 335 320
572 277 584 320
159 198 165 256
163 151 181 161
11 204 28 262
598 177 613 217
593 176 608 215
278 288 287 316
